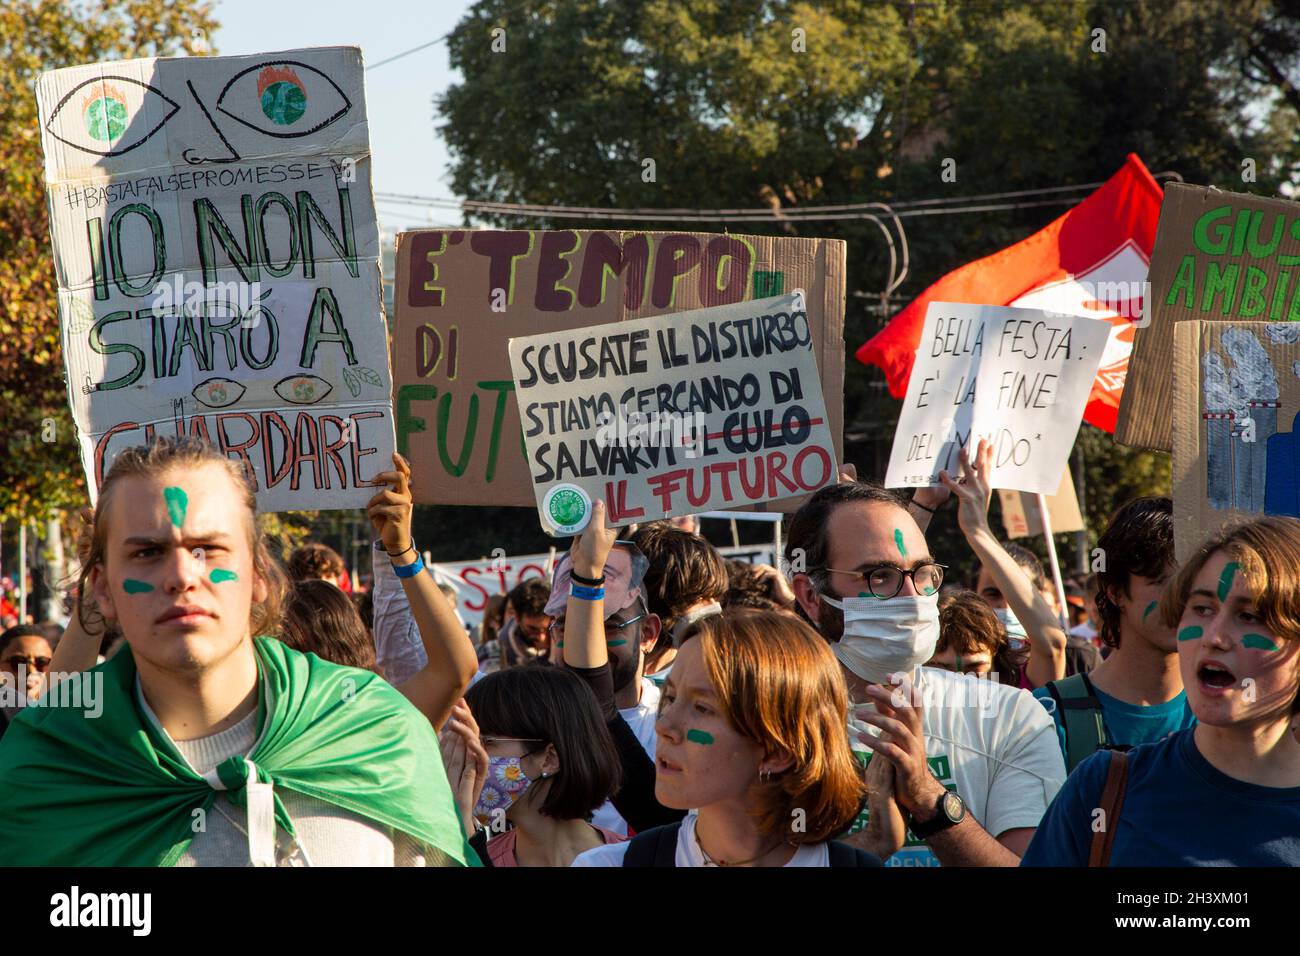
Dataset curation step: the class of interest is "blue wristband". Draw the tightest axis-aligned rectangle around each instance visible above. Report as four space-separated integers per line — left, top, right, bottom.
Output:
571 584 605 601
393 554 425 579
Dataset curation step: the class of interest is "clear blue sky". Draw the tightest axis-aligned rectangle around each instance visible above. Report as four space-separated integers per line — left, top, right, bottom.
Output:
212 0 475 236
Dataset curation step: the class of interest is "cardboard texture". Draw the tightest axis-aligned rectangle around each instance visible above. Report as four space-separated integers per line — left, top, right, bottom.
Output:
37 47 394 511
885 302 1112 495
1172 320 1300 561
391 230 845 508
1118 183 1300 451
997 465 1084 539
507 293 837 532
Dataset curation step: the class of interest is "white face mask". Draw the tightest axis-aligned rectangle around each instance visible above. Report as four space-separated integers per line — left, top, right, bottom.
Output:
819 592 940 684
993 606 1028 650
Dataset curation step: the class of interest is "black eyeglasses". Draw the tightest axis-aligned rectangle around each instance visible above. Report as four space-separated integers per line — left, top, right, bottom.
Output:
816 563 946 599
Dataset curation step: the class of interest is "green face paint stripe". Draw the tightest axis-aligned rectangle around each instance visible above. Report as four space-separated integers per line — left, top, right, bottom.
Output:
1242 633 1280 651
1177 626 1203 642
894 528 907 560
1143 601 1157 619
209 569 239 584
606 639 628 646
122 579 154 594
686 729 714 745
1217 561 1239 602
163 486 189 529
955 653 962 673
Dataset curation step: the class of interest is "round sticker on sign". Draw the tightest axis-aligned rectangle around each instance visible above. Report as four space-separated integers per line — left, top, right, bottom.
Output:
543 484 592 535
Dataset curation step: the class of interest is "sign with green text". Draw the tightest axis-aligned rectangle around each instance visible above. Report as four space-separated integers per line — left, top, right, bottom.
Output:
392 230 846 508
1117 184 1300 451
36 47 394 512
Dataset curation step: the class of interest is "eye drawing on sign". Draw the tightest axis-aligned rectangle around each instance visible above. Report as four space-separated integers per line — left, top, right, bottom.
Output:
44 76 180 157
46 60 353 165
192 378 247 409
215 61 352 138
274 374 333 405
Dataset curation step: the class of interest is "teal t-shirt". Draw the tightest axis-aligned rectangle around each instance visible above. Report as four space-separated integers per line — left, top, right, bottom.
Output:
1033 682 1196 770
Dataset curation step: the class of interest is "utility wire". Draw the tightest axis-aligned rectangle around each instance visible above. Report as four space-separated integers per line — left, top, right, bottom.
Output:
367 32 452 70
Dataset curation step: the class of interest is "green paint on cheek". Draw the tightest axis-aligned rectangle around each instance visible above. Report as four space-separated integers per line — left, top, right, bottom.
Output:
1177 626 1204 642
894 528 907 560
122 579 154 594
163 486 188 529
1217 561 1239 602
1143 601 1157 619
606 639 628 647
209 569 238 584
1242 633 1280 652
686 729 714 746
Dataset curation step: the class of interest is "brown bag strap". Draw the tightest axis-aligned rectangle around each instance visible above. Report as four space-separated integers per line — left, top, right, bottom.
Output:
1087 750 1130 867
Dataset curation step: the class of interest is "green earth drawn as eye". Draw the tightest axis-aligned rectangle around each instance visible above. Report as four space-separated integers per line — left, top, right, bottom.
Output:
261 81 306 125
548 489 585 526
84 96 128 142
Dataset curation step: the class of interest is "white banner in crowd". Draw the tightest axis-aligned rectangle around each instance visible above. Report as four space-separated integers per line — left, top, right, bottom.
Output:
430 543 775 630
36 47 394 512
885 302 1111 495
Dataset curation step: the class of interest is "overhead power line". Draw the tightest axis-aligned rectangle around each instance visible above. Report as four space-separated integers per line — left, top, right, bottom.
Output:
367 33 452 70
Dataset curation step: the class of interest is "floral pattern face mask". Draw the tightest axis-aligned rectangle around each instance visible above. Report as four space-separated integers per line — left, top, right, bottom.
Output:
474 755 534 819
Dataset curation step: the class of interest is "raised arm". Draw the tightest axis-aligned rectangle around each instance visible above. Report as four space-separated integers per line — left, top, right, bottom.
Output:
940 440 1066 687
560 500 617 671
45 507 102 688
367 453 478 727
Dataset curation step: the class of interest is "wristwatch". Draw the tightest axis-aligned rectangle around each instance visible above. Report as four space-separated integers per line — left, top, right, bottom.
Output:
908 790 966 839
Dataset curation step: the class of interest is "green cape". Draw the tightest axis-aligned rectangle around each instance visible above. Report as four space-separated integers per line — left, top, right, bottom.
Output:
0 636 476 866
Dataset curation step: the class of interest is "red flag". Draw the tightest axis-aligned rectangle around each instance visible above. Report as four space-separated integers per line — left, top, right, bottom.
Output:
856 153 1163 433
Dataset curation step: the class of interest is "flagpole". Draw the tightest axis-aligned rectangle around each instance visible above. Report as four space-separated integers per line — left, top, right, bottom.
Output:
1037 493 1070 631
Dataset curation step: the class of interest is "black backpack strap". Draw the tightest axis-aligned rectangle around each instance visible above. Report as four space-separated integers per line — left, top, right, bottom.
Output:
1046 673 1107 773
826 840 883 867
622 823 682 867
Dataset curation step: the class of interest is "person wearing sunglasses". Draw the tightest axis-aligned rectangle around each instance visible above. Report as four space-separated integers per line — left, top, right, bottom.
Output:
785 439 1066 866
0 625 54 740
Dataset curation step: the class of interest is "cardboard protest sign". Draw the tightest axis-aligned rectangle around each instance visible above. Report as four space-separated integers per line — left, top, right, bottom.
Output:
430 542 773 629
1117 184 1300 452
37 47 393 511
997 465 1084 539
1172 320 1300 561
390 230 845 507
506 292 837 533
885 302 1112 495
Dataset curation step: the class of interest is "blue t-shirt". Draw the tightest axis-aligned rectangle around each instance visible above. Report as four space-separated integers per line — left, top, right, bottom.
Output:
1033 682 1195 768
1022 728 1300 866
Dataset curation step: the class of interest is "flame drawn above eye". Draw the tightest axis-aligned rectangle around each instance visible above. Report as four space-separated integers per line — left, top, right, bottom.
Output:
274 374 332 405
44 75 180 157
216 60 351 138
192 377 246 408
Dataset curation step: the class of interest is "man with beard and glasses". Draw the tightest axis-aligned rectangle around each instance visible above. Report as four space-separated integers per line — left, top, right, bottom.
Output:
545 543 661 835
785 440 1065 866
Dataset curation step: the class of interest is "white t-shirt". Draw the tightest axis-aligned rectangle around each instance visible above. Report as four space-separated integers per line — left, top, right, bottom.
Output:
847 666 1065 867
591 678 660 835
1068 622 1097 640
573 809 829 867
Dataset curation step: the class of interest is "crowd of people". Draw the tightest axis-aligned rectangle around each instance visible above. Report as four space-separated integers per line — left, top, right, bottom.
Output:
0 434 1296 867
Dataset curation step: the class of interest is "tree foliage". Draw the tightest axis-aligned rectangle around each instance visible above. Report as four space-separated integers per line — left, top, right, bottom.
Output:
436 0 1300 560
0 0 217 523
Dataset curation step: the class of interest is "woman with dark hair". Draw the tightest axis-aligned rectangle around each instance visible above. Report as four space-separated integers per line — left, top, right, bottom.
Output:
279 579 378 673
1024 517 1300 865
442 666 625 867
